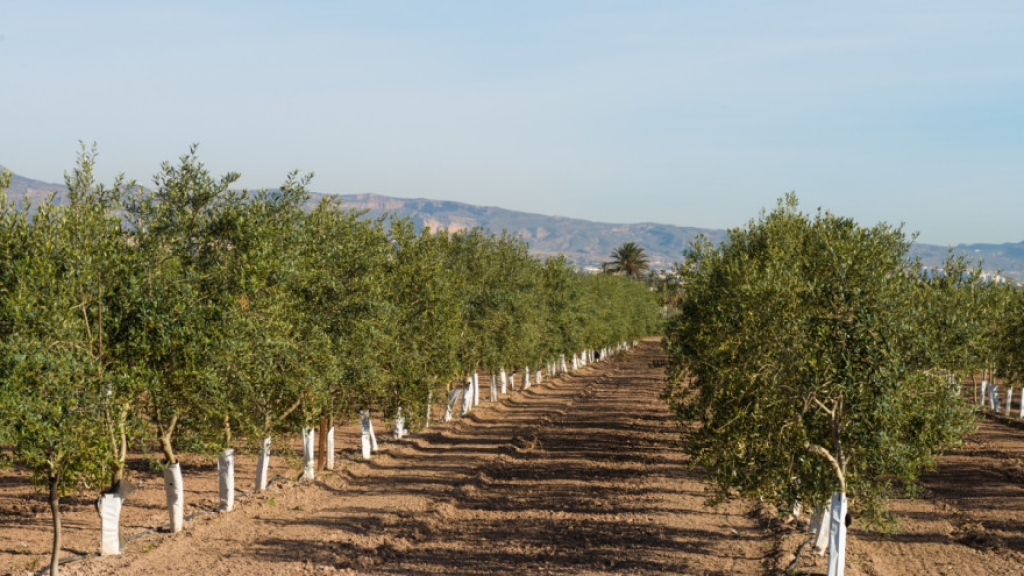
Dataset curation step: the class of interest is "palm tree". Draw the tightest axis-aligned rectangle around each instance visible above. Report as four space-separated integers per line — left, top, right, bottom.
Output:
605 242 650 280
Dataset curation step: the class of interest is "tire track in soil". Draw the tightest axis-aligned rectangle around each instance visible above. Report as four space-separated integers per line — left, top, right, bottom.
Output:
66 339 768 576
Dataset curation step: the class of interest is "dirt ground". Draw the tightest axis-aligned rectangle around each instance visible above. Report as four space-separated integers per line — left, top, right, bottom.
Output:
3 339 1024 575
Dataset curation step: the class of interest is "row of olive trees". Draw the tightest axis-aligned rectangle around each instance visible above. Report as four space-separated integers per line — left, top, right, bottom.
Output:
662 194 996 574
0 146 661 575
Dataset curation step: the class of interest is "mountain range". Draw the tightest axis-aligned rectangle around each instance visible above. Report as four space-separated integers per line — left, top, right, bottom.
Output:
3 166 1022 278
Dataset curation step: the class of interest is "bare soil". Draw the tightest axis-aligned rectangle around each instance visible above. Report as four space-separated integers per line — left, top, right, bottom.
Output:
3 339 1024 575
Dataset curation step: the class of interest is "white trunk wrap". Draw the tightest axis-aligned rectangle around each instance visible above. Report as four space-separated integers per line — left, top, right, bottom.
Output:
360 410 373 460
163 463 184 533
827 492 847 576
326 427 335 470
99 493 124 555
302 428 315 481
255 437 271 491
218 449 234 511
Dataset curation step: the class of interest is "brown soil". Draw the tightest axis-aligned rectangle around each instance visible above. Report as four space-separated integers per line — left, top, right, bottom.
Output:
2 339 1024 575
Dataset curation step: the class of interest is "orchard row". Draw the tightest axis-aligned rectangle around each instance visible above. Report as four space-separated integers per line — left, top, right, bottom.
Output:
0 146 660 573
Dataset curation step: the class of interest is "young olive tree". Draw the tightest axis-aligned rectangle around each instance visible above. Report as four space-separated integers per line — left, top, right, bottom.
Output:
289 195 390 449
0 150 131 575
537 256 586 363
212 177 317 463
378 220 464 427
121 145 240 468
663 195 975 537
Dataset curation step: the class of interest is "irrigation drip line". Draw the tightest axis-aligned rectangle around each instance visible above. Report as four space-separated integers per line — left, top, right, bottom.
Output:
34 553 97 576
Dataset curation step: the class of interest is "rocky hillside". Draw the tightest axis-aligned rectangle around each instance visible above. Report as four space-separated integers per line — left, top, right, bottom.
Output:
334 193 726 270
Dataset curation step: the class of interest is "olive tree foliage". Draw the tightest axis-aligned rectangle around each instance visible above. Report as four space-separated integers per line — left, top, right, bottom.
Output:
0 145 664 569
580 272 660 351
474 232 545 372
992 284 1024 389
288 197 391 428
537 256 587 360
204 175 315 449
921 252 1008 387
0 148 135 574
120 145 244 464
662 195 976 528
375 220 464 423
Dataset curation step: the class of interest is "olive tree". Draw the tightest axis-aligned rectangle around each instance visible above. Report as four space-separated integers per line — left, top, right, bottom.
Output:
377 220 464 427
0 150 131 575
663 195 975 541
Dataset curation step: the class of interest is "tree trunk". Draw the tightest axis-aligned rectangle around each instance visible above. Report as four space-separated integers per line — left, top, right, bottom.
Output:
48 473 61 576
159 434 176 465
157 413 178 465
110 433 126 488
223 413 232 448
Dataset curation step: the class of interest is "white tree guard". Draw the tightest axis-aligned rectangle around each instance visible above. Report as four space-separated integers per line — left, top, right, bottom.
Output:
810 502 830 555
99 492 124 555
360 410 373 460
98 495 122 553
537 368 542 385
163 462 184 533
490 375 498 402
980 380 988 405
325 427 335 470
444 387 463 422
991 383 1000 412
255 437 271 491
461 378 473 415
473 373 481 406
369 417 378 451
524 367 531 390
509 374 515 391
500 369 508 394
393 407 407 440
426 391 432 427
218 449 235 511
302 428 315 481
827 492 847 576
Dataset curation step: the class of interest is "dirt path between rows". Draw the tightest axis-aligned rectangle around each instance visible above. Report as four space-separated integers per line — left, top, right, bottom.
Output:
12 338 1024 575
59 339 768 576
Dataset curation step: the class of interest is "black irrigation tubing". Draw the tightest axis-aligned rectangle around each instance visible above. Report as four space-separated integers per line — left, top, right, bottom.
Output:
31 354 614 575
785 536 817 574
35 553 97 576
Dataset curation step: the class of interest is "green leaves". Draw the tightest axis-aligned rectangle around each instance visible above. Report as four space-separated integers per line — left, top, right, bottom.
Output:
0 144 662 494
663 194 976 528
0 144 130 494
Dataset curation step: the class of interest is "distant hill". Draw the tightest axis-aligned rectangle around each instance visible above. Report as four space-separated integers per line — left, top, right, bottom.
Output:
1 165 70 205
3 166 1023 278
333 193 727 270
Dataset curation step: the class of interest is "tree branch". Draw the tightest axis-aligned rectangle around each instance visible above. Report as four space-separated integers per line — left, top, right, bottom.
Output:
806 443 846 493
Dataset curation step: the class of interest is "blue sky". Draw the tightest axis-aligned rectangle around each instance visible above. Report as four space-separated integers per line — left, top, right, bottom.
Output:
2 1 1022 245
